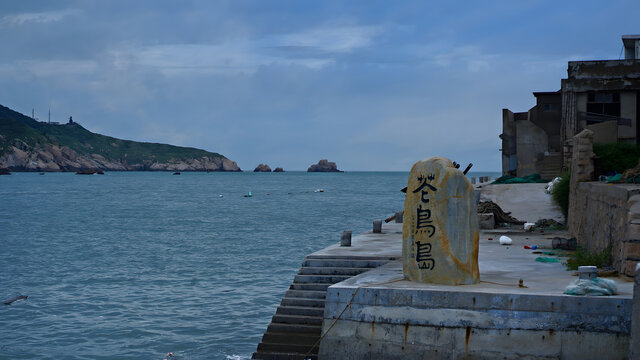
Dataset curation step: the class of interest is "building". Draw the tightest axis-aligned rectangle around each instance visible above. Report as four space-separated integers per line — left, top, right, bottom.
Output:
501 35 640 177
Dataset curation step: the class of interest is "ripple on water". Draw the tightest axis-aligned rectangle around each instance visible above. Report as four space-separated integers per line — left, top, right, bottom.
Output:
0 171 466 359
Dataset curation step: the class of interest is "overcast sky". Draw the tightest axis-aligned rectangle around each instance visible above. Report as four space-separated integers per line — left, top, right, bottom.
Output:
1 1 638 171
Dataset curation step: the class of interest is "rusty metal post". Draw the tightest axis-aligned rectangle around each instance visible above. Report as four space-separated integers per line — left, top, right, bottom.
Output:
373 220 382 233
340 231 352 247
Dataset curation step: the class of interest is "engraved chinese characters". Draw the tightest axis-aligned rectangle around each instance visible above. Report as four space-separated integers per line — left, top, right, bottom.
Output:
402 157 479 285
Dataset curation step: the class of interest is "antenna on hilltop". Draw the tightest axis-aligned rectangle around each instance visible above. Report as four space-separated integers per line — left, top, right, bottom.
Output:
48 109 50 124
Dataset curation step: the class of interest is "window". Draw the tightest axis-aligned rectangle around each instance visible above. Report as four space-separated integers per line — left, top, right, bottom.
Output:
586 91 620 117
542 103 559 112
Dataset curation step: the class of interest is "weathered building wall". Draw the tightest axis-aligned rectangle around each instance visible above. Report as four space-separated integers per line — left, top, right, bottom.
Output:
587 120 618 144
621 91 637 140
515 118 548 177
501 109 517 175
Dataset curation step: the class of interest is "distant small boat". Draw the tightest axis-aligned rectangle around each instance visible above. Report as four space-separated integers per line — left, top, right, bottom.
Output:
314 189 324 193
76 169 96 175
39 172 45 175
173 172 181 175
244 191 253 198
96 170 104 175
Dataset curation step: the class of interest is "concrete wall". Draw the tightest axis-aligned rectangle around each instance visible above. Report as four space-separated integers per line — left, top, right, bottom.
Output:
319 284 632 359
576 92 588 131
586 120 618 144
501 109 517 175
515 118 548 177
620 91 637 141
569 182 640 276
532 93 562 152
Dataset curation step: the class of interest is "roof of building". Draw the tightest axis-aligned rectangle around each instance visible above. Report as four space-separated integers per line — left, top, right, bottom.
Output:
622 34 640 48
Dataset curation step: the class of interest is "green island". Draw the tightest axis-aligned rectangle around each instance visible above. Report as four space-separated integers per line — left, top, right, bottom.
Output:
0 104 240 172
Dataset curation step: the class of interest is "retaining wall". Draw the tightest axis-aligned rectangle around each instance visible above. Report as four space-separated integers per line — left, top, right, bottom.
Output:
569 182 640 276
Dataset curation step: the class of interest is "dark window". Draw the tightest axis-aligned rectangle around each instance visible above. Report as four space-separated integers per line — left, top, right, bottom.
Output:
586 91 620 117
542 103 559 112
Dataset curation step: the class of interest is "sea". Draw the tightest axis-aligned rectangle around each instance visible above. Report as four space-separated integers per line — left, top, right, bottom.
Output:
0 171 499 360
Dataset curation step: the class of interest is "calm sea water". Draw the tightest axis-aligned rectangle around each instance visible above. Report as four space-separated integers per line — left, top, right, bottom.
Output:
0 171 498 360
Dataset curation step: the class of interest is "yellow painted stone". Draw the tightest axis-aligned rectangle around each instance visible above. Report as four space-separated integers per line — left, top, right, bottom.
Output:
402 156 479 285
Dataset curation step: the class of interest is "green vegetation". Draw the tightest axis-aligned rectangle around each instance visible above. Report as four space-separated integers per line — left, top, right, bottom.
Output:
565 246 612 271
593 142 640 174
0 104 224 164
551 171 571 218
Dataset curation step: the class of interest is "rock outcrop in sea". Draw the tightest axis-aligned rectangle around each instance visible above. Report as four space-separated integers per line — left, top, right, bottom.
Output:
307 159 342 172
254 164 272 172
273 167 284 172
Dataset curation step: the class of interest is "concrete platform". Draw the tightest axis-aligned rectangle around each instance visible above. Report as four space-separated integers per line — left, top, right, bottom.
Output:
317 223 634 359
479 183 564 224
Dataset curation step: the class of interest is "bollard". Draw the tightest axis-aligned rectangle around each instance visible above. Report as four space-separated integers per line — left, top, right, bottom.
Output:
394 211 403 223
340 231 352 247
630 264 640 359
578 266 597 280
373 220 382 233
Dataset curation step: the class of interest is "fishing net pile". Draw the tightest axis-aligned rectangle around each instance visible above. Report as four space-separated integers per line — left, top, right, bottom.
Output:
477 200 524 225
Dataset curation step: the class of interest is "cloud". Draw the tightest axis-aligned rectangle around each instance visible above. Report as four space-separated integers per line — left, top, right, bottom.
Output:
267 25 382 53
4 60 98 77
112 43 334 76
108 24 382 76
1 9 80 26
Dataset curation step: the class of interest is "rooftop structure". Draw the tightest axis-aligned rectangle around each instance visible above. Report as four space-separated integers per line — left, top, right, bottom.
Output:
501 35 640 177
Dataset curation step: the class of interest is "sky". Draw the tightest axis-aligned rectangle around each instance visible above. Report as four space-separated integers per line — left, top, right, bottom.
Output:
1 1 639 171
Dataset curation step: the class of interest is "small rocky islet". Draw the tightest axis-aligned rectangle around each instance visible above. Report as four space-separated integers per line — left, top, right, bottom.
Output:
307 159 342 172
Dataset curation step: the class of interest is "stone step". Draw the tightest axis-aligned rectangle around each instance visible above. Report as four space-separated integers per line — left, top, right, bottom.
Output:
252 351 318 360
281 297 325 308
298 266 370 276
302 258 390 268
271 313 323 326
267 322 322 335
256 342 318 356
262 332 319 346
276 305 324 317
284 289 326 299
289 283 330 291
293 274 352 284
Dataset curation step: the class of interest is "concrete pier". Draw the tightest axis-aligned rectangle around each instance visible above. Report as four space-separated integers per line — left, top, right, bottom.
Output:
317 224 634 359
255 220 635 359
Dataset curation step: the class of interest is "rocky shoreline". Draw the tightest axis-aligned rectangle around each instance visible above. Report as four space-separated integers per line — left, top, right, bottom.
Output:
0 142 241 172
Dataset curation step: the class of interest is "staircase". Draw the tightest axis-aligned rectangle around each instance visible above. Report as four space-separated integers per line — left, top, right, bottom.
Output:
252 255 394 360
539 152 563 180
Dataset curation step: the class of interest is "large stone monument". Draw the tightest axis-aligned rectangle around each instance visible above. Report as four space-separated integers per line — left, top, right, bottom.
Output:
402 156 479 285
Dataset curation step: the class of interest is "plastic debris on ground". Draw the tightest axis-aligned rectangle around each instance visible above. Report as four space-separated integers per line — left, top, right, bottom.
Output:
563 278 618 296
607 173 622 183
535 218 565 231
552 237 577 250
524 245 538 250
524 222 536 231
545 177 562 194
535 257 559 263
499 236 512 245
